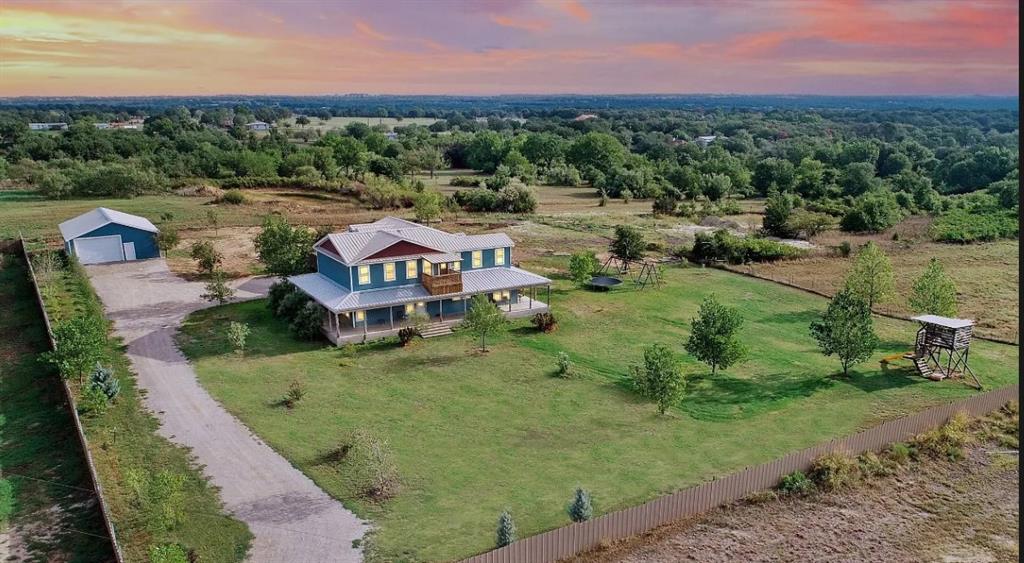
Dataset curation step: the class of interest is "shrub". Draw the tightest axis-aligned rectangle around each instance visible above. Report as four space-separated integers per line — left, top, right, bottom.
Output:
840 190 904 232
931 207 1018 243
41 314 107 383
545 163 582 186
267 280 297 315
496 511 517 547
0 478 13 530
808 451 860 491
218 189 247 204
531 312 558 333
496 184 537 213
745 490 779 504
156 229 180 255
200 271 235 304
78 385 110 416
227 321 250 355
88 362 120 401
148 544 188 563
692 229 803 264
913 411 972 460
290 301 324 340
884 442 914 466
276 289 310 321
449 175 482 187
189 241 221 274
568 250 601 286
629 343 684 415
397 326 420 347
284 379 306 408
343 429 400 500
857 451 893 478
778 471 813 495
837 240 852 257
556 351 573 378
567 487 593 522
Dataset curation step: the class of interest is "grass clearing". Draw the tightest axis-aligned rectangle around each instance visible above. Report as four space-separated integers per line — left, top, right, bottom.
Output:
0 251 112 562
31 252 252 562
178 265 1018 561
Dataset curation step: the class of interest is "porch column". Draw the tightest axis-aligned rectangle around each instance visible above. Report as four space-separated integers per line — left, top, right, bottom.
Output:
389 306 394 330
335 313 340 338
529 286 534 309
464 297 468 314
508 293 512 312
439 299 444 321
363 315 368 335
547 284 551 307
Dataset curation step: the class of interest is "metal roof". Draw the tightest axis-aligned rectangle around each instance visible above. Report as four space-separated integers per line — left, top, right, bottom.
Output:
320 217 514 265
289 266 550 313
58 207 159 242
911 315 974 329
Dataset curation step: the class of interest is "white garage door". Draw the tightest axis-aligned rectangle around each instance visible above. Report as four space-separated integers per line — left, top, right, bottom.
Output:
75 235 124 264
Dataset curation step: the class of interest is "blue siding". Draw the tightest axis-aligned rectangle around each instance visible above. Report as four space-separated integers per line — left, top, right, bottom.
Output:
317 251 351 290
460 247 512 271
73 223 159 260
351 259 423 290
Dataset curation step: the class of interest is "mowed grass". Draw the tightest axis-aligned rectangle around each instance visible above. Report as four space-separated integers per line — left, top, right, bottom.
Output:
0 252 112 561
178 266 1019 561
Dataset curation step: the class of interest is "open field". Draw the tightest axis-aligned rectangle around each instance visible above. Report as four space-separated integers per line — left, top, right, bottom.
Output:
281 116 440 131
0 251 112 562
574 406 1019 563
739 216 1020 342
30 253 252 562
178 264 1019 561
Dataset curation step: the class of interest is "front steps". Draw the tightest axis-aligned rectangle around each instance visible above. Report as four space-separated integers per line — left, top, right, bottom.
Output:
419 324 454 338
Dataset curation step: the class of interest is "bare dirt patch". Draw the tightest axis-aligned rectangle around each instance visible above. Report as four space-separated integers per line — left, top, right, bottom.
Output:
572 441 1019 563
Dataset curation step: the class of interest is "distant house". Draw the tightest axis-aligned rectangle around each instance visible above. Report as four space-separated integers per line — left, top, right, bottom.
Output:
696 135 718 147
59 208 160 265
29 122 68 131
246 121 271 131
288 217 552 344
574 114 599 121
385 131 399 141
94 123 111 129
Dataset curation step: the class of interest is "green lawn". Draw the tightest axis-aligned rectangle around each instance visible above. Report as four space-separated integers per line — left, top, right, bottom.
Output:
178 265 1019 561
0 252 112 561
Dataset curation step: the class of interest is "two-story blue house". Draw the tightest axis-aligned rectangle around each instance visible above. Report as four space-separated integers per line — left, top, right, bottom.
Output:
288 217 551 343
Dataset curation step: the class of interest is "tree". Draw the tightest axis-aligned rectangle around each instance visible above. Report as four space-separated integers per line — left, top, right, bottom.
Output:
685 294 746 376
42 315 106 383
629 343 684 415
762 189 794 237
844 242 894 309
568 250 600 286
227 321 251 355
201 271 235 304
810 288 878 377
567 487 594 522
156 229 180 256
189 241 222 274
295 115 310 128
566 132 628 176
496 510 517 547
752 157 795 195
521 132 565 169
464 294 505 352
610 225 645 263
840 162 880 196
413 190 444 222
254 215 316 276
290 301 324 340
205 209 220 234
701 173 732 202
786 209 836 239
909 259 958 317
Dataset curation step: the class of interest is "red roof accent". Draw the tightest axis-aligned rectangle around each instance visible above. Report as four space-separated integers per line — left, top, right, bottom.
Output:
318 238 341 257
365 240 440 260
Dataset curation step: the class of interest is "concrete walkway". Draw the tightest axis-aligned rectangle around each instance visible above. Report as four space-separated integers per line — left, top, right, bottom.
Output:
85 260 367 563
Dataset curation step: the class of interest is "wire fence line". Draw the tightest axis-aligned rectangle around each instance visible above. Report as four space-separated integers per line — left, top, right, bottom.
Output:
462 384 1018 563
16 234 125 563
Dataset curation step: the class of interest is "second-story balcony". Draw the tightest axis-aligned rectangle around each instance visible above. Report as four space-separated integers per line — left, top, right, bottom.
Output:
422 271 463 295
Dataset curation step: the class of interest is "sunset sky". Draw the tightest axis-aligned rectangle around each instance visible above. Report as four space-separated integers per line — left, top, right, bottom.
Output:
0 0 1018 97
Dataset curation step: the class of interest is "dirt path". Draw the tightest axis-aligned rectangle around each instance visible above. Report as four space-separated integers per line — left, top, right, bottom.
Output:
572 442 1018 563
85 260 367 563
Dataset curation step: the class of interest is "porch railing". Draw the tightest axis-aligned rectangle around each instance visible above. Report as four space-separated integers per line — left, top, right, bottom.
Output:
422 271 463 295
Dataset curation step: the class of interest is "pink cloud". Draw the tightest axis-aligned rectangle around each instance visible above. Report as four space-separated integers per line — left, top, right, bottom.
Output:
490 14 550 32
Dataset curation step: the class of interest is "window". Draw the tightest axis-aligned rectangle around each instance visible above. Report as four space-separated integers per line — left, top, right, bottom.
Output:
358 265 370 285
452 260 461 271
404 303 415 315
384 262 396 282
492 291 502 301
406 260 418 279
502 290 511 300
355 310 365 322
472 250 482 268
495 248 505 265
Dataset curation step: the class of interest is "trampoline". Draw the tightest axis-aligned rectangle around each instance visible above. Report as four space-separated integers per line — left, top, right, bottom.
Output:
589 276 623 291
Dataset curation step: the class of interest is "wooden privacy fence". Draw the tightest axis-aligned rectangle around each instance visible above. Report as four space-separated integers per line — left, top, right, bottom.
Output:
16 235 125 563
462 383 1019 563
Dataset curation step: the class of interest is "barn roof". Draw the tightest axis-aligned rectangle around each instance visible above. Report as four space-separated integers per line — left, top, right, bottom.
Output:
911 315 974 329
58 207 159 242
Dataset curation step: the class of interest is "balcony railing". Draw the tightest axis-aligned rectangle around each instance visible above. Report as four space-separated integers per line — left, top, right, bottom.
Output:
422 271 463 295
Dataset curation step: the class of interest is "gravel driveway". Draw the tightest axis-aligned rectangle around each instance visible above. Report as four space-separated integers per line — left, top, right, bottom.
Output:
86 259 367 563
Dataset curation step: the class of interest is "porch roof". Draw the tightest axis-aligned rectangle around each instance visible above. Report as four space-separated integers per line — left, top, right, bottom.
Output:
288 266 551 314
